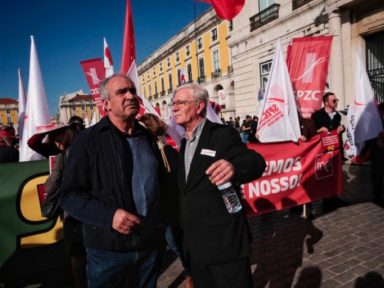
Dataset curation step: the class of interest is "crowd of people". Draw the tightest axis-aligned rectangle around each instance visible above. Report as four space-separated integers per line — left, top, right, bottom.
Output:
1 73 384 287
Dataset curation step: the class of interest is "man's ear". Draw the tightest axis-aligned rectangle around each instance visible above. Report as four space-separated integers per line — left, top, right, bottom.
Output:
102 99 109 112
197 101 205 115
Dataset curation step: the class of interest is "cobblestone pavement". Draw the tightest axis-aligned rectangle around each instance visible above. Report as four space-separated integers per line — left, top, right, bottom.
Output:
157 164 384 288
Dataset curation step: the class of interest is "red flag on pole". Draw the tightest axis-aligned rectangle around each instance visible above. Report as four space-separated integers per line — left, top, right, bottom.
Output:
287 36 333 119
80 58 106 116
121 0 136 74
196 0 245 20
104 37 114 77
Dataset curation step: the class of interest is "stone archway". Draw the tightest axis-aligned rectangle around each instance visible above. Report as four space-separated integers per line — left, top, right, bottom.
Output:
213 84 224 106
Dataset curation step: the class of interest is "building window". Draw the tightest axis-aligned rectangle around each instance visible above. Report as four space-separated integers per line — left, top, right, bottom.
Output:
197 37 203 50
7 115 11 124
260 60 272 91
159 62 163 72
259 0 274 11
199 58 205 76
168 74 173 91
147 73 150 80
177 69 182 85
176 52 180 63
199 58 205 79
211 28 218 42
161 78 165 93
186 45 190 57
187 63 192 82
213 50 220 73
167 58 171 68
153 67 156 76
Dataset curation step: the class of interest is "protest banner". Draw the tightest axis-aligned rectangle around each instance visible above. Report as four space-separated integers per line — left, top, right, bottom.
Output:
244 135 343 215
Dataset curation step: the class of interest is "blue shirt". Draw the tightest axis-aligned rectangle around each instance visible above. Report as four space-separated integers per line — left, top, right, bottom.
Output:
126 132 159 226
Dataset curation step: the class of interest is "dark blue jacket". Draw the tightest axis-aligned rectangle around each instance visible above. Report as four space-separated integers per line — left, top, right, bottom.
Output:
60 117 165 251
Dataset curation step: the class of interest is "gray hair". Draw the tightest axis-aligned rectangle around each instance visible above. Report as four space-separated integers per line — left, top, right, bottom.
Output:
173 83 209 116
99 73 134 100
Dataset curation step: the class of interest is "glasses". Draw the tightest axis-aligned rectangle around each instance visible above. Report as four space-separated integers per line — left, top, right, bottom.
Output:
331 99 339 104
172 100 198 108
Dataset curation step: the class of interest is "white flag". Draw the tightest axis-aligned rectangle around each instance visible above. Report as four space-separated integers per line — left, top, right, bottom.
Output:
127 60 159 116
90 111 98 126
103 37 114 77
19 36 51 162
18 68 27 139
346 51 383 157
256 40 301 143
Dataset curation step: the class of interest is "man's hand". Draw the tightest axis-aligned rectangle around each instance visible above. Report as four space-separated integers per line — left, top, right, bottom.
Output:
317 127 329 134
112 208 141 235
206 159 234 186
336 125 345 134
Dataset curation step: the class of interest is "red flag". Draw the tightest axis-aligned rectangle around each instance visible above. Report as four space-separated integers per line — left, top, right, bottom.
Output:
104 37 114 77
196 0 245 20
80 58 106 116
287 36 333 119
121 0 136 73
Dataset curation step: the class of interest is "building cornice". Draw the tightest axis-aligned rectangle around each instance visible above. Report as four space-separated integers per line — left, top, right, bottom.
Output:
138 9 222 73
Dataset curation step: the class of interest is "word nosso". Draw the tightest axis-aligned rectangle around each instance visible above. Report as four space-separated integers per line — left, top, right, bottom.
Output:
247 157 303 197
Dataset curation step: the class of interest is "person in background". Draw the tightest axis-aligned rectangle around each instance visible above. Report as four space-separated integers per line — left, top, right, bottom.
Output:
312 92 348 211
226 116 235 128
139 113 193 288
0 127 19 163
248 116 259 143
60 74 166 288
234 116 241 132
172 83 266 288
240 115 252 143
299 114 317 142
27 116 84 158
43 119 86 288
311 92 345 137
368 102 384 205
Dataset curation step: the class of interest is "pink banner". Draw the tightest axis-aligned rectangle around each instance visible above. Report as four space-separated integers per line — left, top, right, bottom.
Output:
80 58 106 116
244 134 343 215
287 36 333 119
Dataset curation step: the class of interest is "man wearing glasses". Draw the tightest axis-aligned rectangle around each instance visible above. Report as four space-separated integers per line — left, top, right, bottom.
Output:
172 83 266 287
60 74 165 287
312 92 347 211
312 92 345 135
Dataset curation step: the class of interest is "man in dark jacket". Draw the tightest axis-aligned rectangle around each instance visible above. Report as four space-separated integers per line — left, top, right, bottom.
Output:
312 92 347 210
311 92 345 135
172 83 266 288
60 74 165 288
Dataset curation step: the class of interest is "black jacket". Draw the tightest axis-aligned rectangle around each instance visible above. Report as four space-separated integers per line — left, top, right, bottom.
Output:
311 107 342 132
60 117 166 251
178 120 266 264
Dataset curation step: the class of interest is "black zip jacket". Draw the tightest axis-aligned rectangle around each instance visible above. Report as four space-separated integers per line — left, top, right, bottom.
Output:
60 117 166 251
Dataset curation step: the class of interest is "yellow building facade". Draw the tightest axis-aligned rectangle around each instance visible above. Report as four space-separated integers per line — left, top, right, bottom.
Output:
138 9 235 119
58 90 100 126
0 98 18 129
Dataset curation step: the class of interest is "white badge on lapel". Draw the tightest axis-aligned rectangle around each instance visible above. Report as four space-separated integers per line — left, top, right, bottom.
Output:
201 148 216 157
